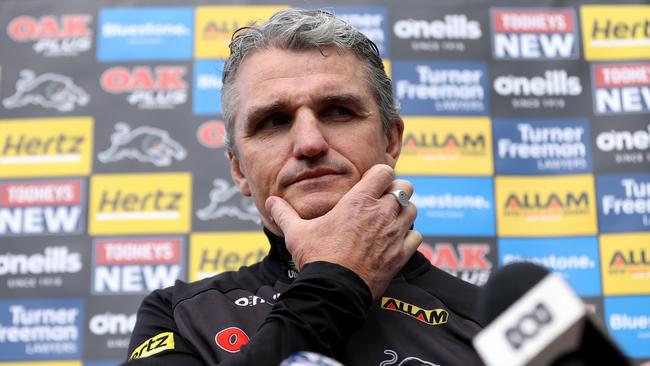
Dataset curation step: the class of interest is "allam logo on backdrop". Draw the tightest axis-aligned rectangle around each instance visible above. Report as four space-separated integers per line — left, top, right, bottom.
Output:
0 179 85 236
493 118 591 174
0 118 93 178
92 237 184 294
581 5 650 61
194 6 288 59
592 62 650 115
193 60 224 115
392 61 488 115
601 233 650 296
97 7 193 61
7 14 93 57
597 173 650 232
496 175 597 236
89 173 191 235
491 8 579 59
100 65 188 110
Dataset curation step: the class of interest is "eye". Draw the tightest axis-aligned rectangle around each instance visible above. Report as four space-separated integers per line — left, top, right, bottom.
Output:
323 106 355 121
258 113 291 131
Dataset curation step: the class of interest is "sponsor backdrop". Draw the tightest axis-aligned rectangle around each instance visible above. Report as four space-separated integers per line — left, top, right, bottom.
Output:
0 0 648 364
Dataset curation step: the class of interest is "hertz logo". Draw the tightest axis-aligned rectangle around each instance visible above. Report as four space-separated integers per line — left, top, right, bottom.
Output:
380 297 448 325
581 5 650 60
130 332 175 360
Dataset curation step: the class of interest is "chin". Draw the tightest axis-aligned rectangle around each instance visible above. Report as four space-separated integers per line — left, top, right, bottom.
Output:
292 196 340 220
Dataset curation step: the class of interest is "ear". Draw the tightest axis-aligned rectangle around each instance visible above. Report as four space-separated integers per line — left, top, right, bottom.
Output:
227 150 251 196
385 118 404 168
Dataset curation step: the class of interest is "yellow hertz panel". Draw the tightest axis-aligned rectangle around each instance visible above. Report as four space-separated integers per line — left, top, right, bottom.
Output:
396 116 493 175
190 232 269 281
89 173 191 235
601 232 650 296
0 117 93 178
495 175 597 237
383 59 391 78
0 362 81 366
194 5 289 59
581 5 650 60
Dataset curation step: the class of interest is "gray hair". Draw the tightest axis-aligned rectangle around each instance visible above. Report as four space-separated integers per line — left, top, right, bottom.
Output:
221 8 399 152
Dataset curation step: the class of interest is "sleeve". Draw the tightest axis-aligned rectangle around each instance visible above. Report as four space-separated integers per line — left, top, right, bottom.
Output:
125 288 205 366
124 261 372 365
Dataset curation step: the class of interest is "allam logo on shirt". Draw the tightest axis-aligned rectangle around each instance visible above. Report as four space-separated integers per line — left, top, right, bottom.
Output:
0 179 85 236
581 5 650 61
100 65 188 110
491 8 579 59
0 118 93 178
592 63 650 115
380 297 448 326
91 237 184 294
7 14 93 57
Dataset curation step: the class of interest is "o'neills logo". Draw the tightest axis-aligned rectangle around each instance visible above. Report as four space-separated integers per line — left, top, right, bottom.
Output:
380 297 448 325
402 131 486 159
593 63 650 115
0 247 82 275
393 14 481 40
100 66 187 109
7 14 92 57
0 180 84 235
494 70 582 97
492 8 578 59
504 191 590 217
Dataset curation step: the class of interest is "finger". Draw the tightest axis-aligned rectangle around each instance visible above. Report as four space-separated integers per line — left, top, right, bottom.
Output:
265 196 302 233
394 202 417 227
347 164 395 199
386 179 414 199
403 230 423 257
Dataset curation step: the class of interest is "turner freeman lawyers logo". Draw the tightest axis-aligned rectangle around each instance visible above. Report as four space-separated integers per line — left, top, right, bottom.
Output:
380 297 448 326
597 174 650 232
592 63 650 115
98 122 186 167
491 8 579 59
2 69 89 112
100 66 187 110
7 14 93 57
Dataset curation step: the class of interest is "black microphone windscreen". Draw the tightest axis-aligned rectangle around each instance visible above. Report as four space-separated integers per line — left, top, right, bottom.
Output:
479 262 550 325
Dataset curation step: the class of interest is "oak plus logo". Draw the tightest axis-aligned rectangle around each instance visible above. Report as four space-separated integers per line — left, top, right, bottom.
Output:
491 8 578 59
418 241 493 286
2 69 89 112
92 237 184 294
0 180 84 235
393 61 488 115
100 65 187 110
592 63 650 115
89 173 191 235
494 118 591 174
7 14 92 57
0 299 84 360
598 174 650 232
98 122 186 167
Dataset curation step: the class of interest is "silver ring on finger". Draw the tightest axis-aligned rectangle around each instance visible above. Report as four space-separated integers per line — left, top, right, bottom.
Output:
390 189 410 208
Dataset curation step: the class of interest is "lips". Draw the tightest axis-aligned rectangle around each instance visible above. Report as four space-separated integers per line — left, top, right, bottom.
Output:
286 167 342 186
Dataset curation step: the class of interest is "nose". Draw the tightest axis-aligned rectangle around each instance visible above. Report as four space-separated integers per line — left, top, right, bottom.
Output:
291 110 329 159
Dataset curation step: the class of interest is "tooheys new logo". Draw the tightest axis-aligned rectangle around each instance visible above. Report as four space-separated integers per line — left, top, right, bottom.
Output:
418 242 492 286
0 299 83 359
100 65 187 109
6 14 92 57
92 238 183 294
491 8 578 59
0 180 84 235
592 63 650 115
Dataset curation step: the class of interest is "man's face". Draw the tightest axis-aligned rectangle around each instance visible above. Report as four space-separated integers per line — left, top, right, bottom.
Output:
228 46 403 233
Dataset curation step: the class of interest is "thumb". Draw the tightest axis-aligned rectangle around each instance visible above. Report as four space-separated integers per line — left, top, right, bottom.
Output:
265 196 301 233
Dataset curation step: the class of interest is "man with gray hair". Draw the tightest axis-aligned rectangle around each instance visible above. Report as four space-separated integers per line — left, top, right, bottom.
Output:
127 9 483 365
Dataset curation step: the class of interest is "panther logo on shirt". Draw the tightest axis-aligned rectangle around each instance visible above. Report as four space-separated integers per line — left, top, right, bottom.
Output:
379 349 441 366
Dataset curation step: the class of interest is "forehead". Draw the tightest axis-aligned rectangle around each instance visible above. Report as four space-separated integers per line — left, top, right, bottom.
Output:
231 46 374 120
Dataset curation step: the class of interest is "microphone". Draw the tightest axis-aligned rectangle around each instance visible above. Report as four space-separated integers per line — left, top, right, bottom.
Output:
279 351 344 366
472 262 630 366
